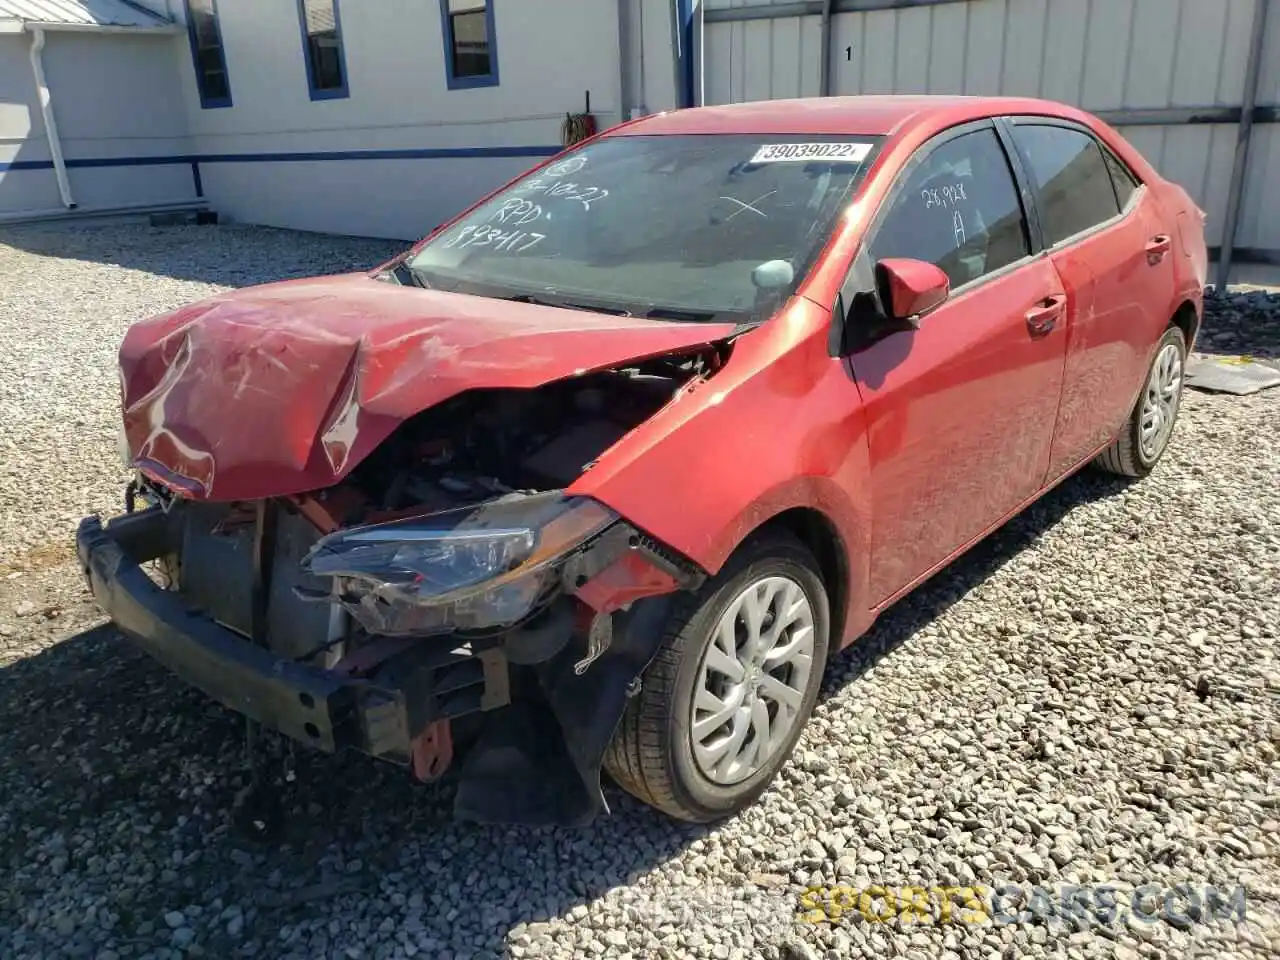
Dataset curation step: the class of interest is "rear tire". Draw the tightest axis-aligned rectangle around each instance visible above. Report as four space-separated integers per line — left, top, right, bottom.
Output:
1093 325 1186 478
603 531 829 822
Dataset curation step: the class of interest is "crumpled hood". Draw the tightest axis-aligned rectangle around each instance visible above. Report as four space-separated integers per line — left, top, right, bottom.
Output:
120 274 736 501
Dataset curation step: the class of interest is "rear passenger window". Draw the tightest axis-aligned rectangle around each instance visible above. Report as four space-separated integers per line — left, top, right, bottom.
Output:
1102 148 1140 210
869 128 1030 291
1012 125 1121 246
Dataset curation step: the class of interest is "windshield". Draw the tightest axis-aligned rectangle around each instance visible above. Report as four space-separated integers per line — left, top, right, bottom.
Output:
404 134 882 323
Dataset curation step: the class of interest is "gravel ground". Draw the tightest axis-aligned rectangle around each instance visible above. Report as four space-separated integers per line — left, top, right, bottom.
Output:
0 221 1277 960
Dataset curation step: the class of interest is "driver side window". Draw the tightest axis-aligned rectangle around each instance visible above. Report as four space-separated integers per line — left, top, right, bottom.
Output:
869 128 1030 291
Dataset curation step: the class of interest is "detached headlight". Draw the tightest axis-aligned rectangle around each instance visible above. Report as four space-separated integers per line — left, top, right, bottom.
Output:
300 492 617 636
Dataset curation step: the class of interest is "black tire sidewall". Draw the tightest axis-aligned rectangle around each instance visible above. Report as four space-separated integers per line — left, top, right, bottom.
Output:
664 536 830 819
1133 326 1188 471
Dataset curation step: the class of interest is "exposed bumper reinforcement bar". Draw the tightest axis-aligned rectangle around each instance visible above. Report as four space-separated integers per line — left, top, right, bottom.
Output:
75 508 508 761
77 505 689 826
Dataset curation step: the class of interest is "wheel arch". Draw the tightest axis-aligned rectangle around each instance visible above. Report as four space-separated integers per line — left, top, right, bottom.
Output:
740 505 853 653
1170 299 1200 352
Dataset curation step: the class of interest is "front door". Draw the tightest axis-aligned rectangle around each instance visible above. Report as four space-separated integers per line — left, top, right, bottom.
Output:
848 124 1069 605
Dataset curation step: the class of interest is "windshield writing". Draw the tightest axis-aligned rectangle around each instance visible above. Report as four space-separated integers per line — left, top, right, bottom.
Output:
406 134 880 323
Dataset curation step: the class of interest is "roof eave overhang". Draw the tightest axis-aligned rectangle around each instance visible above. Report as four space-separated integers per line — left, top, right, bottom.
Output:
0 19 180 35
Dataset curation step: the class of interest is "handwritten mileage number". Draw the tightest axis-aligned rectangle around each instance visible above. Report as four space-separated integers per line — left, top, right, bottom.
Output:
922 182 969 210
445 224 546 254
439 153 608 256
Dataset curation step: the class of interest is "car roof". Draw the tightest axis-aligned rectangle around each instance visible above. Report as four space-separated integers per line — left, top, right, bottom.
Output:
611 95 1091 140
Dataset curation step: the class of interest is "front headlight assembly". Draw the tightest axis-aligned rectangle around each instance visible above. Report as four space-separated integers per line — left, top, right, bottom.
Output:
299 492 618 636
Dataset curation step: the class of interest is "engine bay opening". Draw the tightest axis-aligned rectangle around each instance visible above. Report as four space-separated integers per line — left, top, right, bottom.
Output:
130 349 720 672
109 349 722 807
326 349 720 523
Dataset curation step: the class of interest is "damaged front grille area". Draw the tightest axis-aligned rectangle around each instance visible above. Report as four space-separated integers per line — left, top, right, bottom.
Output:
346 634 511 767
173 503 345 661
98 351 716 810
155 352 712 654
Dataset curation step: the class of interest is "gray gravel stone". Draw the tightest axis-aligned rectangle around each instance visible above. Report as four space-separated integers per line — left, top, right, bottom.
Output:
0 224 1277 960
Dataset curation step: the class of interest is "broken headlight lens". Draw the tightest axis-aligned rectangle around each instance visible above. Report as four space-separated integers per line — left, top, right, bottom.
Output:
299 492 618 636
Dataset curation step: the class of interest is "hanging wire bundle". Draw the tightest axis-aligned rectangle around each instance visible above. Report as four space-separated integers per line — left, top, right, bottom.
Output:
561 91 598 147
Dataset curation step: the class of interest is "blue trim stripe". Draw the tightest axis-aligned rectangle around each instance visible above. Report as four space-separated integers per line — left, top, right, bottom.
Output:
197 145 557 163
66 156 193 169
0 156 188 171
0 144 561 174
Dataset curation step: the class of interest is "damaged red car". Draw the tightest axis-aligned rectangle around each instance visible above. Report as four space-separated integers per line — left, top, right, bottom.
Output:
78 96 1207 825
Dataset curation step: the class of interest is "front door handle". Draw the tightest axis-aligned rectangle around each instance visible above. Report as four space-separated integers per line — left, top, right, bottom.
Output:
1145 234 1172 264
1025 295 1065 336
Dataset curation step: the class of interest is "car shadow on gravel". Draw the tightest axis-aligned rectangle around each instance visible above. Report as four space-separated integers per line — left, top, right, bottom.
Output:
0 619 709 957
0 470 1136 958
0 222 403 289
823 467 1133 700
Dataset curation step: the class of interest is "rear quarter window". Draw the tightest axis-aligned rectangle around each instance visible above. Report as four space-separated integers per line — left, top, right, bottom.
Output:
1012 125 1122 246
1101 147 1141 210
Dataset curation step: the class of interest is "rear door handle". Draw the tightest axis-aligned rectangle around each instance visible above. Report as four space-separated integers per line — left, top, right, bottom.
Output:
1145 234 1172 264
1025 295 1065 336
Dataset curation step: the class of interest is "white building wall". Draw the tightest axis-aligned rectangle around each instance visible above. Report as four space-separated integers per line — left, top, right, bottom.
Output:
624 0 681 117
0 29 194 216
702 0 1280 262
41 30 194 210
0 33 60 214
7 0 1267 266
178 0 627 240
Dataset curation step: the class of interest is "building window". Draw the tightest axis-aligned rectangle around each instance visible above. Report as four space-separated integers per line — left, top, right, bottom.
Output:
441 0 499 89
185 0 232 109
298 0 349 100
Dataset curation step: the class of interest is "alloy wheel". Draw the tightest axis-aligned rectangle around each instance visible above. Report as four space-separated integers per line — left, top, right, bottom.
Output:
690 575 816 785
1139 341 1184 462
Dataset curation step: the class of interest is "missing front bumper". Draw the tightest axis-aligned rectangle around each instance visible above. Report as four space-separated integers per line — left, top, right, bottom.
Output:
76 505 690 826
75 508 508 762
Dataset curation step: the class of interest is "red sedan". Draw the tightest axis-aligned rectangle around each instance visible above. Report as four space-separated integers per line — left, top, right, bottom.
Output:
79 96 1206 824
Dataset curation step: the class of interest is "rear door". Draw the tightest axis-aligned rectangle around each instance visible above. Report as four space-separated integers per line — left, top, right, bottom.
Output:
1004 120 1179 479
847 122 1069 604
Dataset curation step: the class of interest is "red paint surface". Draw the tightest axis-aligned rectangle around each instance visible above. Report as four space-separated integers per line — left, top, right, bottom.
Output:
573 551 682 616
120 96 1206 649
876 258 950 320
1043 190 1180 477
573 97 1204 644
119 275 735 500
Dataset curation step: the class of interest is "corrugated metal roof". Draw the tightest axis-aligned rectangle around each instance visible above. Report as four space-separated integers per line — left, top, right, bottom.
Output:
0 0 170 28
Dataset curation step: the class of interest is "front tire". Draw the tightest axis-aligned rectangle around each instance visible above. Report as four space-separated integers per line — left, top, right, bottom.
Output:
603 531 830 822
1094 325 1187 478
